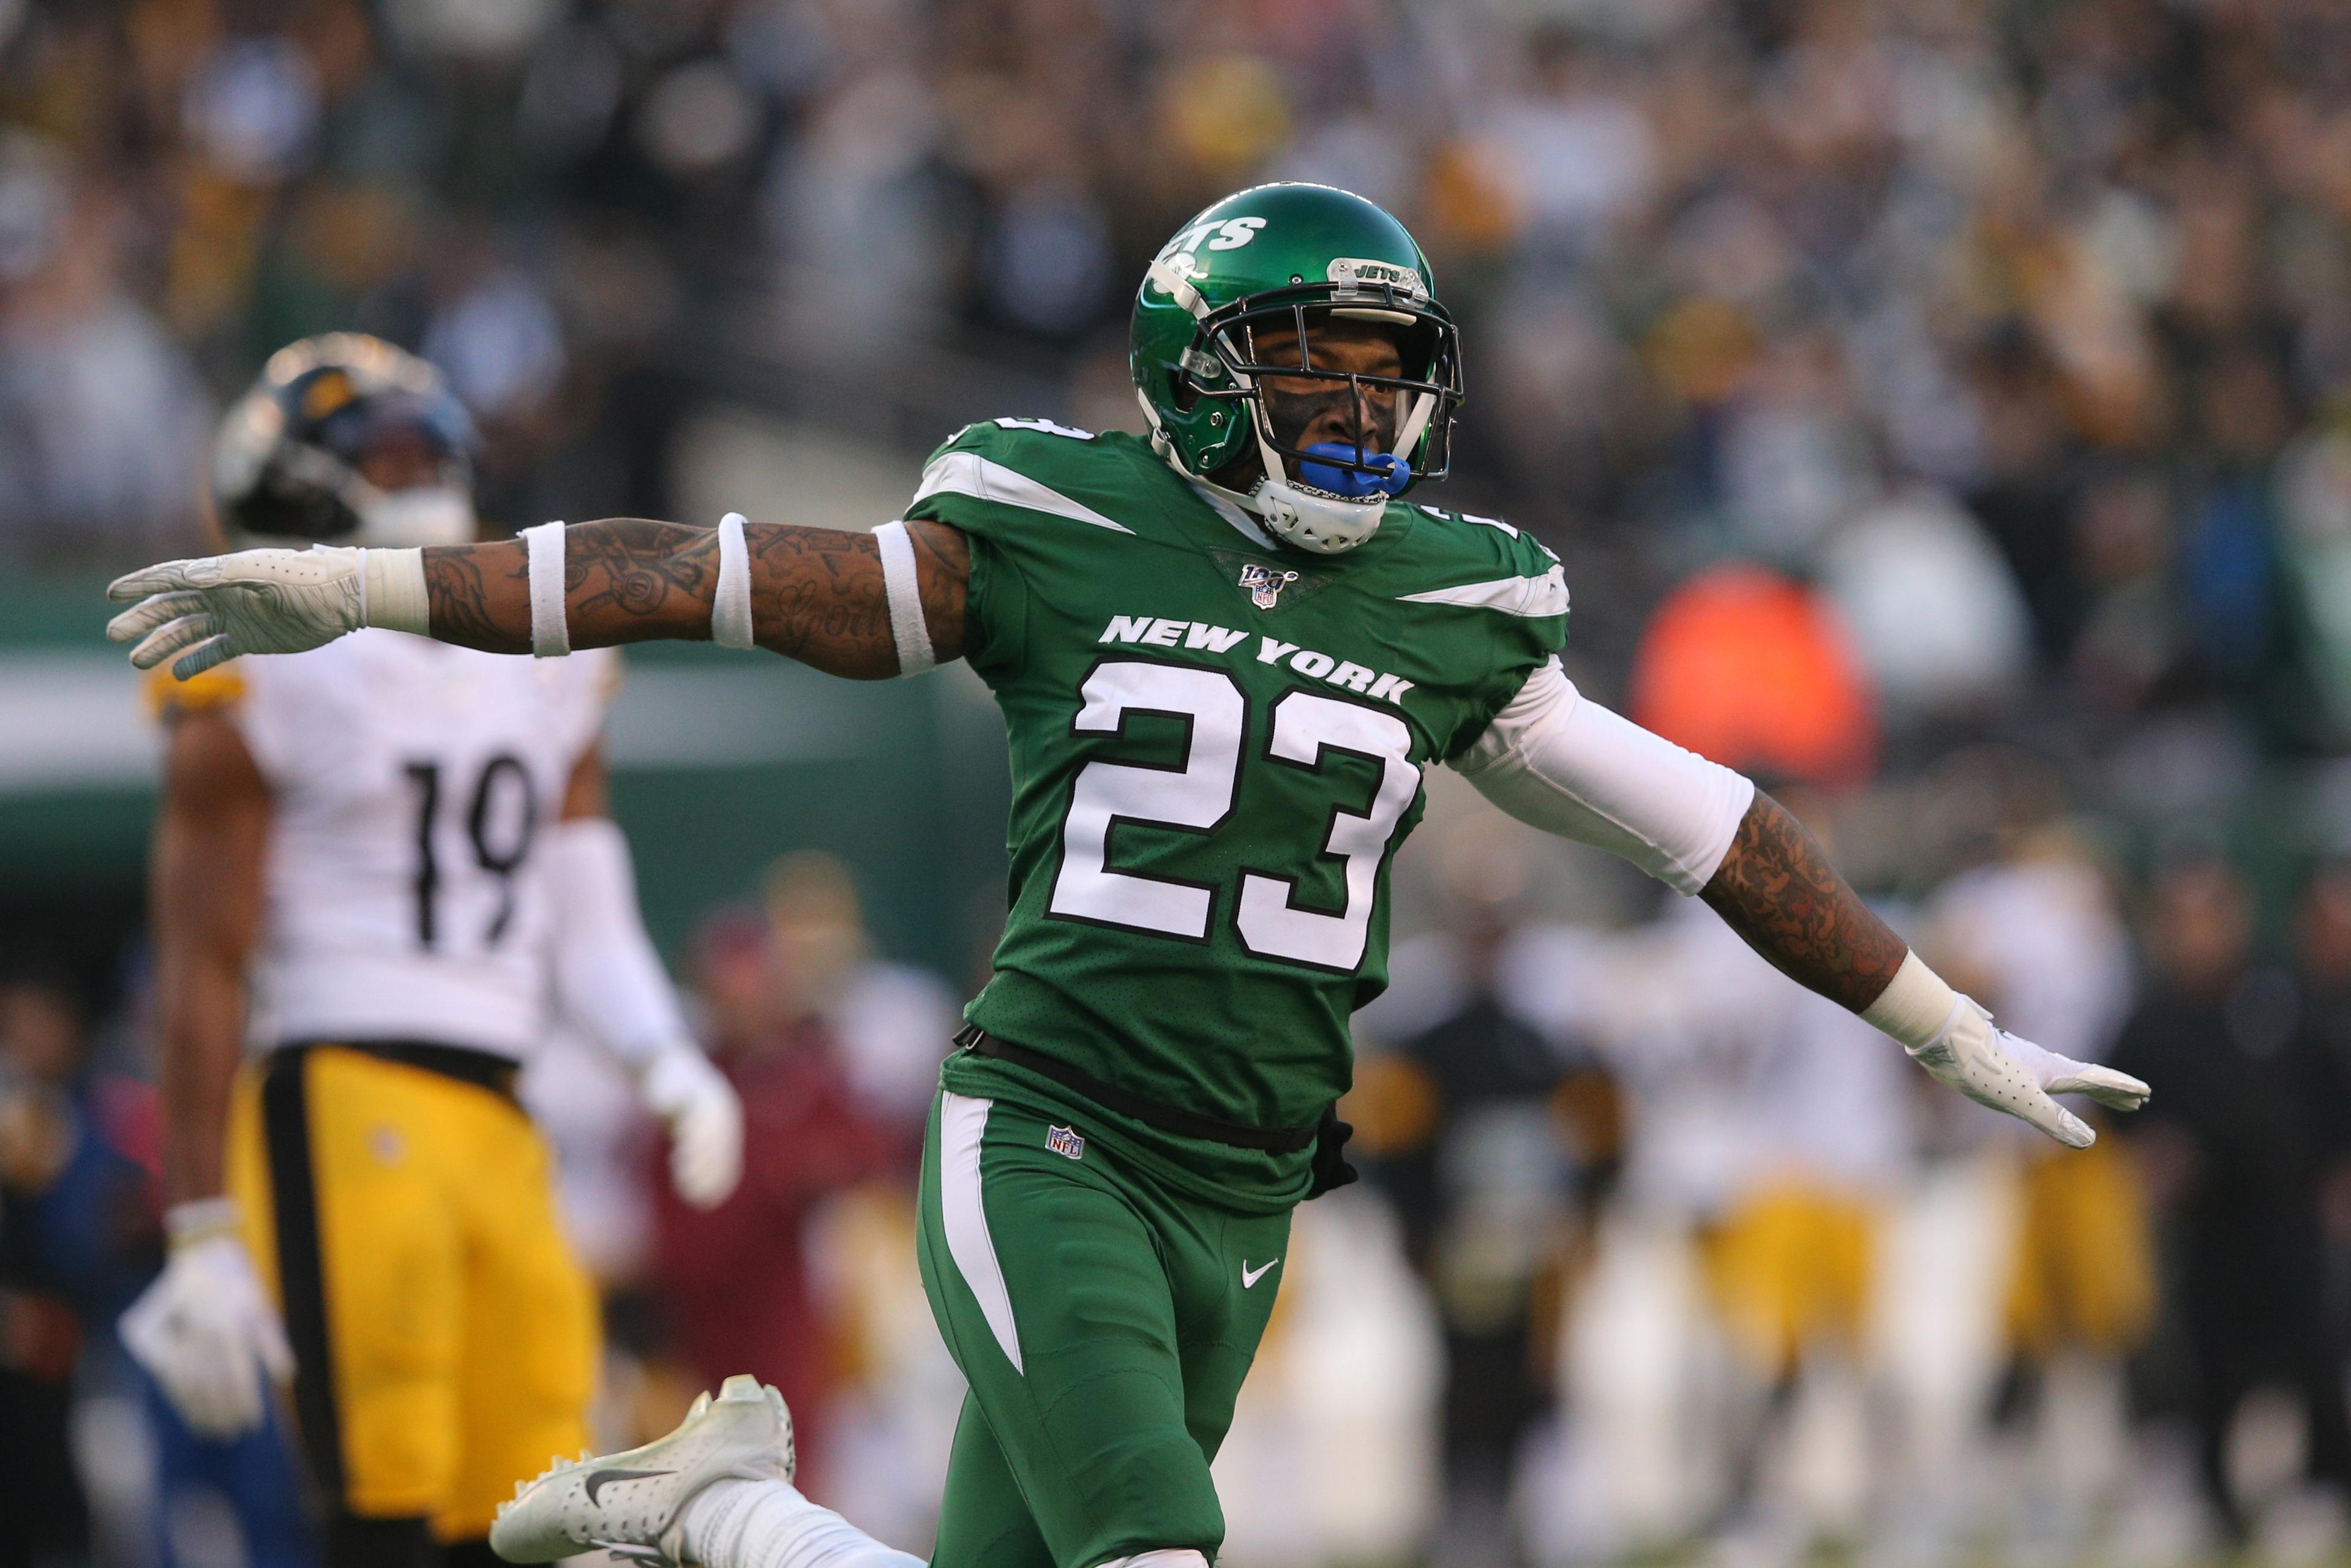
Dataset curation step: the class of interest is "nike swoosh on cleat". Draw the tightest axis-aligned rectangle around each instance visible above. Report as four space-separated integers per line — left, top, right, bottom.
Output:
583 1468 673 1505
1242 1258 1279 1288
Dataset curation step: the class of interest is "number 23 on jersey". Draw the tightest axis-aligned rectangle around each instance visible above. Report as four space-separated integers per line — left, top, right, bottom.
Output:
1048 659 1419 973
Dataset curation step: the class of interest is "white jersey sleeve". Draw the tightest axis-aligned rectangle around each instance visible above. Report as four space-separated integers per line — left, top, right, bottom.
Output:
1452 658 1753 895
229 636 618 1060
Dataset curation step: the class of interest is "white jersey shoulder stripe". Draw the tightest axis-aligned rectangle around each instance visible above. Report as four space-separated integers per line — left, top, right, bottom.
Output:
1397 564 1569 618
913 451 1135 535
1420 504 1519 538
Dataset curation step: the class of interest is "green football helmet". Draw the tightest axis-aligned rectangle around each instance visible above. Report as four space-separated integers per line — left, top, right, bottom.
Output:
1130 183 1462 553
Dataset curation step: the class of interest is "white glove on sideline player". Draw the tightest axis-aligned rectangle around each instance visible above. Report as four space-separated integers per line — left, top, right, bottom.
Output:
119 1199 293 1438
107 546 429 678
642 1045 744 1209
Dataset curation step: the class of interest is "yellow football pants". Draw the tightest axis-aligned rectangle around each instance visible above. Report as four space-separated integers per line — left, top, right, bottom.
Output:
2005 1134 2156 1357
1698 1183 1877 1377
225 1045 598 1541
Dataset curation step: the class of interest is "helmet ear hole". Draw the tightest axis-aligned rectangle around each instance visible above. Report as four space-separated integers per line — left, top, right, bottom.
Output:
1168 365 1199 413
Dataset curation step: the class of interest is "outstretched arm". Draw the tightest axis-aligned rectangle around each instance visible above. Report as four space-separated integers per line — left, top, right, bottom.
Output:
108 517 971 681
422 517 970 675
1455 661 2148 1146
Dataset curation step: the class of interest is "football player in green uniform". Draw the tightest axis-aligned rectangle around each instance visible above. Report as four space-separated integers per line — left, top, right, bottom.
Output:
109 184 2147 1568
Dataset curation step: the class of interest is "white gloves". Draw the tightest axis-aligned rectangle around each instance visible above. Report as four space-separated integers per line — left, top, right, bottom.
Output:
641 1045 744 1209
1865 948 2147 1147
119 1200 293 1438
1908 997 2149 1148
107 546 429 678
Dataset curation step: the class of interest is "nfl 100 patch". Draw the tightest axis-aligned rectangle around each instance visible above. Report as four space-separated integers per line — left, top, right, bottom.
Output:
1237 563 1299 610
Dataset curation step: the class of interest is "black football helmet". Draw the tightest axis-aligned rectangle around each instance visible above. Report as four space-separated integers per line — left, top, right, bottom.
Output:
212 333 479 548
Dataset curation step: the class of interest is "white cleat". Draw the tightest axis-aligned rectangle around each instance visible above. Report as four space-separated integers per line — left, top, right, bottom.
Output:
489 1375 796 1563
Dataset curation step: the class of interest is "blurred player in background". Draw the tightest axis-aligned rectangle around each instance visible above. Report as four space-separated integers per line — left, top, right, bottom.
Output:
0 972 151 1568
115 336 746 1568
109 190 2150 1568
2115 854 2351 1540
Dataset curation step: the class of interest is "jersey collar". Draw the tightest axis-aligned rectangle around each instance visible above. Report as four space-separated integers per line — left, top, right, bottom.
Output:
1186 481 1281 551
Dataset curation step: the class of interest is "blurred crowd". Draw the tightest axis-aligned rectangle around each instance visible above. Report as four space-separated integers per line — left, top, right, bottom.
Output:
10 0 2351 1564
8 0 2351 791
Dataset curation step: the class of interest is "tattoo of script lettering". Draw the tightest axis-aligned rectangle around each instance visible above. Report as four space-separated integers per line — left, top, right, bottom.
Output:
423 517 968 677
1699 791 1908 1014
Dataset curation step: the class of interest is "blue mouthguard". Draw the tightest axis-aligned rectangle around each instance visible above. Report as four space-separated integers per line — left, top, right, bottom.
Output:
1296 443 1411 498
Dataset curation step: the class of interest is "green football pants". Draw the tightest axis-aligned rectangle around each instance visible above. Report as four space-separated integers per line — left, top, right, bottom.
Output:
915 1088 1291 1568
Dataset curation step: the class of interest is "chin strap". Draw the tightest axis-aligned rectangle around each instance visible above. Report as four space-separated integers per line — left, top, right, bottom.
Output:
1142 353 1411 555
1392 389 1435 465
1246 421 1391 552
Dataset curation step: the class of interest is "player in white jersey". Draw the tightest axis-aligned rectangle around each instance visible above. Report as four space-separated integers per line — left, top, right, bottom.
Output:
118 336 746 1568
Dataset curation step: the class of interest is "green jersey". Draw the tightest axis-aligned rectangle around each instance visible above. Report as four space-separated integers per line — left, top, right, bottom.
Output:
909 419 1568 1210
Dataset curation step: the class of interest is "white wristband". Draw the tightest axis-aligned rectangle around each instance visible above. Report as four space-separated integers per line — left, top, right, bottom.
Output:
358 547 429 634
522 521 571 658
1859 949 1966 1051
163 1197 242 1250
874 520 934 676
713 512 754 650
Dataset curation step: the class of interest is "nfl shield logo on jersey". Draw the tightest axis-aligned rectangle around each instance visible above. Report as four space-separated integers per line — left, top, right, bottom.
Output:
1046 1125 1086 1160
1239 563 1300 610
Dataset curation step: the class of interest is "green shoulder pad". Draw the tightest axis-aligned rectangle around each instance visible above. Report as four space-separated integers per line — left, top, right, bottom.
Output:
901 420 1174 680
1393 505 1569 639
904 418 1149 544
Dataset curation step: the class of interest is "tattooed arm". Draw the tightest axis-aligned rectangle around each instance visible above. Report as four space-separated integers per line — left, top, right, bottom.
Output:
1698 790 1908 1013
1693 786 2150 1143
1453 670 2148 1145
421 517 970 677
1457 661 1907 1013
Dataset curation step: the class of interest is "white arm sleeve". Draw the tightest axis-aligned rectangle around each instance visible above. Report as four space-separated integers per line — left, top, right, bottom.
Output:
1453 659 1755 895
542 817 691 1067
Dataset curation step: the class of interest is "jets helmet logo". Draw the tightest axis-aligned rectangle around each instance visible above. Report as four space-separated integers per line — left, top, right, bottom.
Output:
1326 257 1427 301
1239 563 1299 610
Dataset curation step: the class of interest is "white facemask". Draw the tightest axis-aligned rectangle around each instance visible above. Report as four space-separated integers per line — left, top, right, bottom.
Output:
358 487 475 547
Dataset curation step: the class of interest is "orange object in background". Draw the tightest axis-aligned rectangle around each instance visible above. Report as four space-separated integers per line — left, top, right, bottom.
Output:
1629 566 1879 787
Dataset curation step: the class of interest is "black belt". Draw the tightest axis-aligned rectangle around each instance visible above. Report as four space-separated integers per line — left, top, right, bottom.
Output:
282 1039 522 1103
954 1024 1319 1153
